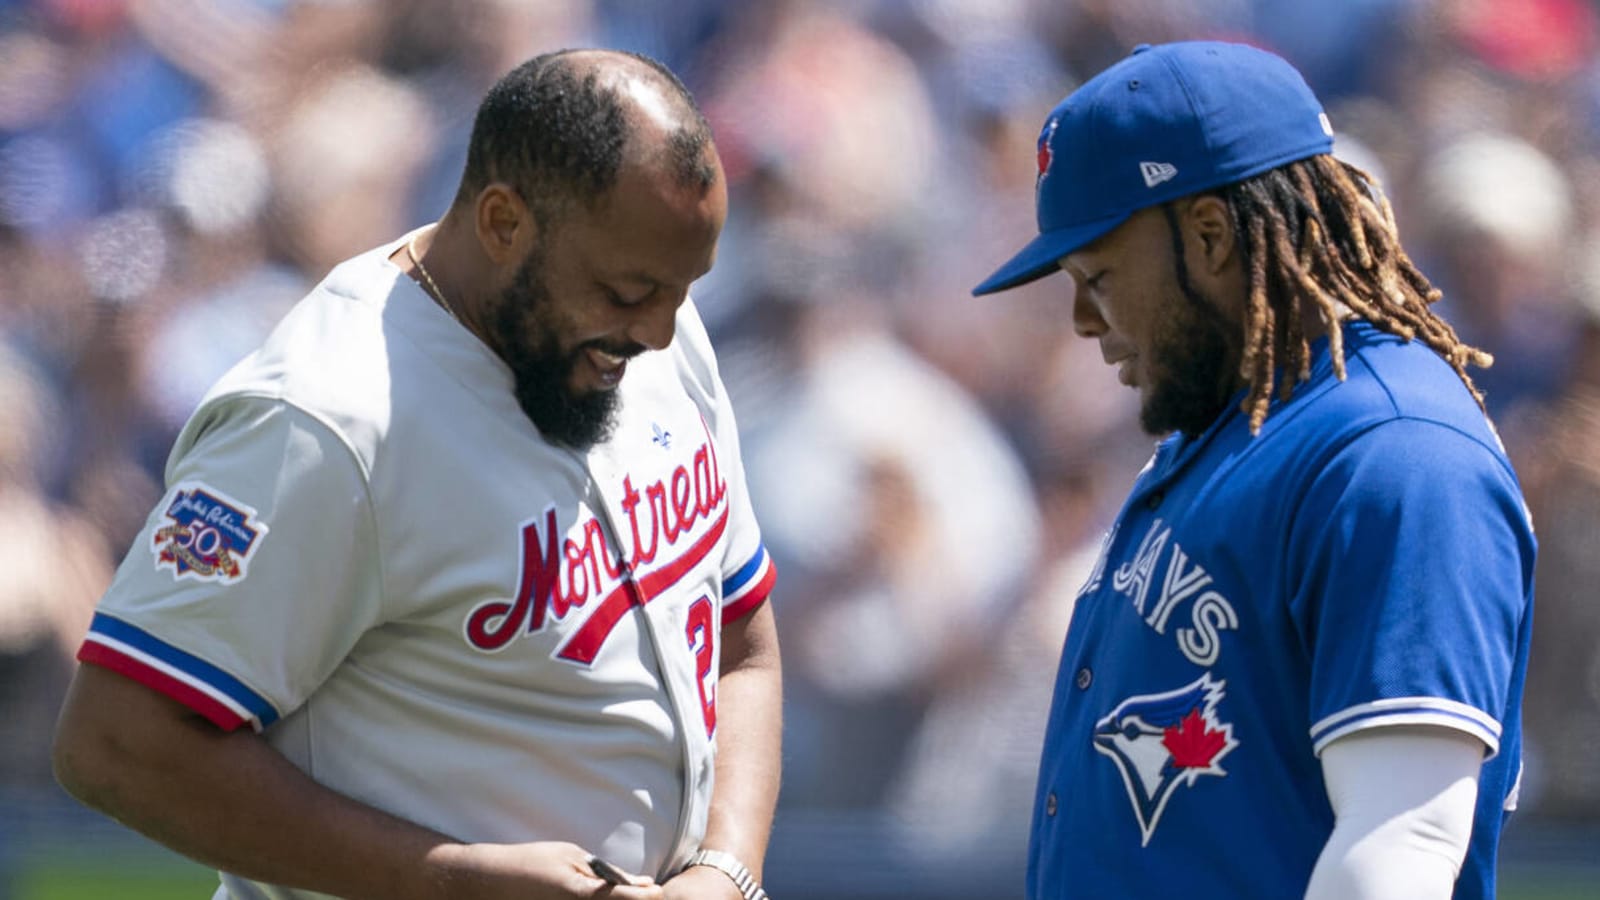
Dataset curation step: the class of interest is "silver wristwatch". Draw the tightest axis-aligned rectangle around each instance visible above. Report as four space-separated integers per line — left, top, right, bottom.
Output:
685 848 769 900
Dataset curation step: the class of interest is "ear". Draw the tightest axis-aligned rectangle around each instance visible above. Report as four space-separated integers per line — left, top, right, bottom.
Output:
1185 195 1237 276
473 183 538 266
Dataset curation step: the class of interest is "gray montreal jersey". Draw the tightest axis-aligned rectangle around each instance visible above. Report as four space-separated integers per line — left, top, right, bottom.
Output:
78 232 777 899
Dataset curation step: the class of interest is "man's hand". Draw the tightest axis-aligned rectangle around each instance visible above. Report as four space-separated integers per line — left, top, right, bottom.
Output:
662 864 742 900
428 842 663 899
53 664 664 900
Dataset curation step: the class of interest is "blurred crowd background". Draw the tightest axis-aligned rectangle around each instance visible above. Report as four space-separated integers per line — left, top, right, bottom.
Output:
3 0 1600 897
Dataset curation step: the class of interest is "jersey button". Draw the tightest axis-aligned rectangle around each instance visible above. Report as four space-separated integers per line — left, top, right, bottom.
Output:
1144 491 1163 510
1046 792 1058 816
1075 667 1093 690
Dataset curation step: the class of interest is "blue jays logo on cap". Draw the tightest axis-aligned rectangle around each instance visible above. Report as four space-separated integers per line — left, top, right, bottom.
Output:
974 41 1335 296
1036 117 1058 189
150 482 268 583
1093 673 1238 846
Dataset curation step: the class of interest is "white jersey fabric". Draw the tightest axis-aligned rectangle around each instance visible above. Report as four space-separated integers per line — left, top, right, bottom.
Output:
77 233 776 899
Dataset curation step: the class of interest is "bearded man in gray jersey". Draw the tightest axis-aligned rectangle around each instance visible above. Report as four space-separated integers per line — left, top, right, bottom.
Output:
53 49 781 900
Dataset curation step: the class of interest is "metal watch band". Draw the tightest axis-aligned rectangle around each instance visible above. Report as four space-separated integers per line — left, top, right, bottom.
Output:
685 848 769 900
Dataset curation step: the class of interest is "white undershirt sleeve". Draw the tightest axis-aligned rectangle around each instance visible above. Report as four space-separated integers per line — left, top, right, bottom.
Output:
1303 726 1484 900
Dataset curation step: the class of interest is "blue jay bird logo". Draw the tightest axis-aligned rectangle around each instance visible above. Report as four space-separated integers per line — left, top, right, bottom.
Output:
1092 674 1238 846
651 422 672 449
1036 117 1059 191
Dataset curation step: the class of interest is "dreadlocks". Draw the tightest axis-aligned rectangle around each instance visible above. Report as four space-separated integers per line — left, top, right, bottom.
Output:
1215 155 1493 433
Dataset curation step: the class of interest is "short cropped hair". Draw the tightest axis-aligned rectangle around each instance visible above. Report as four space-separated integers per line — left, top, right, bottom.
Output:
454 49 715 225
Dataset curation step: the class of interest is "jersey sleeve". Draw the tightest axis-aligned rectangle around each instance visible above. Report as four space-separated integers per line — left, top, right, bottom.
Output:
1286 418 1534 758
671 301 776 625
77 396 382 732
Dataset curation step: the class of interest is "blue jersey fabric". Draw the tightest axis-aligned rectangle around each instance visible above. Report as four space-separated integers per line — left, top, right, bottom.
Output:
1028 321 1535 899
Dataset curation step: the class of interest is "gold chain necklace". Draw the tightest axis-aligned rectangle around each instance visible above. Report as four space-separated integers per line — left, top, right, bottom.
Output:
405 230 460 323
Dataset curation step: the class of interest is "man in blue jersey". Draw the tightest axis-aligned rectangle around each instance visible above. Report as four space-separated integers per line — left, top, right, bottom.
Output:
973 42 1533 899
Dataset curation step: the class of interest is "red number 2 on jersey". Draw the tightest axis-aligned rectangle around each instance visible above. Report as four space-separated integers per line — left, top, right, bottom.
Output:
685 595 717 738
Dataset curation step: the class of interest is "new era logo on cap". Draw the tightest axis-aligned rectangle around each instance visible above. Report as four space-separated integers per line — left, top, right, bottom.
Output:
1140 161 1178 188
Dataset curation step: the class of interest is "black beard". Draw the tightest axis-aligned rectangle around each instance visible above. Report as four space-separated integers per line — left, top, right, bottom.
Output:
1138 286 1240 439
492 254 628 449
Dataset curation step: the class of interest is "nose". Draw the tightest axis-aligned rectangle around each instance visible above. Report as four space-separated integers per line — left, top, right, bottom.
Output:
626 287 686 351
1072 288 1107 339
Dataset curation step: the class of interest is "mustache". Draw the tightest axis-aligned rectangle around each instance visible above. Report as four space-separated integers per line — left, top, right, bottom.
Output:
579 338 649 359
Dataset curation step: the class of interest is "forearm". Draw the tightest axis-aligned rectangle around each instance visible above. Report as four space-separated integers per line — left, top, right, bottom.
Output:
54 664 464 900
1303 727 1483 900
701 602 782 878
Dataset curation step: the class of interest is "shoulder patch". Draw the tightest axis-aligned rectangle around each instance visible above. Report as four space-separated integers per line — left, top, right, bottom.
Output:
151 483 268 584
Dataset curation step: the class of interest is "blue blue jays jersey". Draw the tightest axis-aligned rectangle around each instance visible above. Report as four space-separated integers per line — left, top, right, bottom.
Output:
1028 321 1534 899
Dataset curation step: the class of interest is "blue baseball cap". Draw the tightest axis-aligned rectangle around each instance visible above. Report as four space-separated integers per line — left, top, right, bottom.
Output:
972 41 1335 296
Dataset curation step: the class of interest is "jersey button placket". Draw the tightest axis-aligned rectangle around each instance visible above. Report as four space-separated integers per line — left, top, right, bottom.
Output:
1075 667 1092 690
1045 792 1058 816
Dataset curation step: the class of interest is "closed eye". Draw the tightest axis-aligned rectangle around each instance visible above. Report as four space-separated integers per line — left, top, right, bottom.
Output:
601 283 655 307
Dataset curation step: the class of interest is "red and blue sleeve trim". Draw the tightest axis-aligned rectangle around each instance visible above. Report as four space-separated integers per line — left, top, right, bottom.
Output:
721 543 776 624
76 612 280 732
